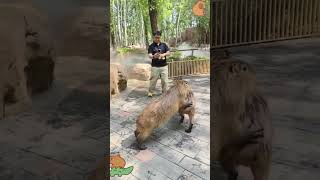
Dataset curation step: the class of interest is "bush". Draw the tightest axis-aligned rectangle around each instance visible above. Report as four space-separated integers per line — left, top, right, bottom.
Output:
168 51 182 61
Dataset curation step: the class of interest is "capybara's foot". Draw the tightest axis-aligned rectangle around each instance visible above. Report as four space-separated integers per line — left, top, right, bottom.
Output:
185 124 193 133
180 115 184 123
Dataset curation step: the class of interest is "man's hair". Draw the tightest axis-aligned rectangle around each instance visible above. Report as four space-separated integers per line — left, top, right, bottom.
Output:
153 30 161 36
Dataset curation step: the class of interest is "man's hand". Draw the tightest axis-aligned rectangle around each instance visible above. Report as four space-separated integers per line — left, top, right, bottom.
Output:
153 53 160 59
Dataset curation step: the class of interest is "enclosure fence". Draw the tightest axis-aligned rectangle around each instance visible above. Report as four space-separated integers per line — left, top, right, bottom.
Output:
211 0 320 49
168 59 210 78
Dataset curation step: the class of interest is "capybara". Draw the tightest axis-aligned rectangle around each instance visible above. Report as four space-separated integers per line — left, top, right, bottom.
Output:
135 79 196 150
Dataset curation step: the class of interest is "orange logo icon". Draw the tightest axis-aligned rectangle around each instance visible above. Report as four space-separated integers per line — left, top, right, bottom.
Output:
110 154 134 177
110 154 126 168
192 0 205 16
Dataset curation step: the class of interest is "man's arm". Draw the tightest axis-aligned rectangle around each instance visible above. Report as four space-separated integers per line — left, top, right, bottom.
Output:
149 53 160 59
160 51 170 58
160 44 170 58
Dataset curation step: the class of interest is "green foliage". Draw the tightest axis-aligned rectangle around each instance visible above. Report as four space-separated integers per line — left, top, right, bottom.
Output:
168 51 182 61
183 55 208 61
168 53 208 62
111 0 210 48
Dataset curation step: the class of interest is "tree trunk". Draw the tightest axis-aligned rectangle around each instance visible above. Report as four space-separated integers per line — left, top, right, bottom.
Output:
143 17 149 49
111 0 117 48
111 25 116 49
123 0 128 46
117 0 122 46
175 8 181 47
148 0 158 34
140 7 146 47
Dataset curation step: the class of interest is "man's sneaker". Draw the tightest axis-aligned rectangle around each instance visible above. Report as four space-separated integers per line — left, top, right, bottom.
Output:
147 92 153 97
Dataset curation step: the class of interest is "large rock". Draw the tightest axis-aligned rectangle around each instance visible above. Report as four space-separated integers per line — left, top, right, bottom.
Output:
24 8 56 95
110 63 128 96
128 64 151 81
0 3 55 119
110 65 119 96
0 4 31 119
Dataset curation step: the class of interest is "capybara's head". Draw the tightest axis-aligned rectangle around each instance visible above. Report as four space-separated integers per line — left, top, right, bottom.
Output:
172 78 192 97
212 59 257 104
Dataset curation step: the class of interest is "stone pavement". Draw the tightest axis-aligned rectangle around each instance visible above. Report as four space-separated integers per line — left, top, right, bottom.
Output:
0 57 107 180
110 76 210 180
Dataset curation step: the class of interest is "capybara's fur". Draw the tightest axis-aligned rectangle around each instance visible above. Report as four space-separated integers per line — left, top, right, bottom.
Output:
135 79 196 150
212 59 273 180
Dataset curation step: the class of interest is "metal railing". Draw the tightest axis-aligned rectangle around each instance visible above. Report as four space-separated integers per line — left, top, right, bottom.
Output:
168 59 210 78
170 48 200 56
211 0 320 49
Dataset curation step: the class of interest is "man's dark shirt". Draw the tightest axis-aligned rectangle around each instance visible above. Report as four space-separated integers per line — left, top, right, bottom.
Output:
148 42 170 67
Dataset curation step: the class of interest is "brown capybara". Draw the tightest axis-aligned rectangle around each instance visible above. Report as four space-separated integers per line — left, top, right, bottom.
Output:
135 79 196 150
212 59 273 180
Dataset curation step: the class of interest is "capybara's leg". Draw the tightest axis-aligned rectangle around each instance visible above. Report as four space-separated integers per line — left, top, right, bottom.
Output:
180 114 184 123
178 109 184 123
135 129 152 150
185 111 195 133
250 152 271 180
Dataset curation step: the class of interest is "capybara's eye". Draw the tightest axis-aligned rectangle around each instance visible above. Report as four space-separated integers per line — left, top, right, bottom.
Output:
242 66 247 71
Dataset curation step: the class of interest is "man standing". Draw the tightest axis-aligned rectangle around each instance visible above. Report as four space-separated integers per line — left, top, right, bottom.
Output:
147 31 170 97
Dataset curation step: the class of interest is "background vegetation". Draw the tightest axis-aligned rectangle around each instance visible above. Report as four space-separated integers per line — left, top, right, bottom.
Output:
110 0 210 49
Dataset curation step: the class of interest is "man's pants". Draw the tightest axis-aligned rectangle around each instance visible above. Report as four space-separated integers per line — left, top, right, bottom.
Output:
149 66 168 94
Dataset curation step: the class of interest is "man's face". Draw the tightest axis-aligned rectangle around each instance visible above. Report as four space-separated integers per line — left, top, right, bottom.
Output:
153 35 161 44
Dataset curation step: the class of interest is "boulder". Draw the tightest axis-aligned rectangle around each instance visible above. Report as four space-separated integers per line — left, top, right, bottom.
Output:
24 10 56 95
0 5 31 119
110 65 119 96
110 63 128 96
113 63 128 92
128 64 151 81
0 3 55 119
